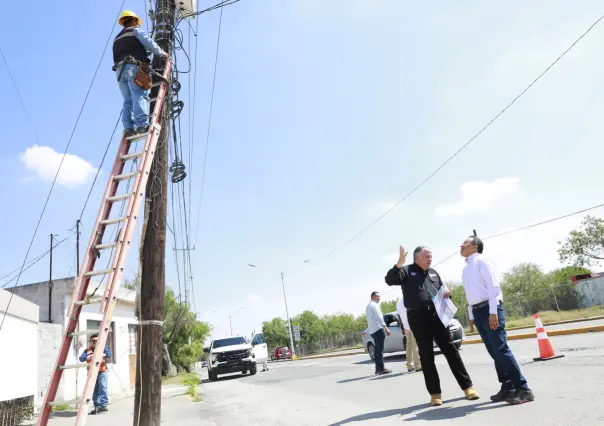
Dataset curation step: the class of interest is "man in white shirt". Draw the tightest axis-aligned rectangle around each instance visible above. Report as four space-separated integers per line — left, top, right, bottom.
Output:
365 292 392 375
396 297 421 372
460 235 534 405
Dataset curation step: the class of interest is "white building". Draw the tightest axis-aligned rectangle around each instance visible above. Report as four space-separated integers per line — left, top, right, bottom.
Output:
0 288 39 414
8 277 138 407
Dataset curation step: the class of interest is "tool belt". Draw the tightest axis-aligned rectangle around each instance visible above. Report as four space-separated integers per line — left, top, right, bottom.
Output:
113 56 153 90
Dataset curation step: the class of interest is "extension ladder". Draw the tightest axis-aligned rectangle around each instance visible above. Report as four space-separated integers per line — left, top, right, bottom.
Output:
37 60 172 426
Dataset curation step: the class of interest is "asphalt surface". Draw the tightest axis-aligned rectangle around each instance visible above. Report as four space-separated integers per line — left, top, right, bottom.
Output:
198 332 604 425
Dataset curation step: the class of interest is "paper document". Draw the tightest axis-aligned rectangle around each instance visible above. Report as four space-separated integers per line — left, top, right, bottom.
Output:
433 288 457 327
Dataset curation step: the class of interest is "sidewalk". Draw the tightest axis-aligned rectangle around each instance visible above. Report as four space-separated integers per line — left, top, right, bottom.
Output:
24 385 208 426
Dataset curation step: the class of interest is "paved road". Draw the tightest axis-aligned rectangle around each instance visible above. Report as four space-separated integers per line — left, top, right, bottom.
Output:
502 318 604 336
198 332 604 425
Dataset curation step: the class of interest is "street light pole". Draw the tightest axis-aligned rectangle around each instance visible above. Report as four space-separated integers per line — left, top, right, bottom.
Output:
229 306 245 336
280 272 296 357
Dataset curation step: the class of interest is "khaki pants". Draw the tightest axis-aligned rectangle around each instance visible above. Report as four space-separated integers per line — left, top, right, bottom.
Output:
405 329 421 369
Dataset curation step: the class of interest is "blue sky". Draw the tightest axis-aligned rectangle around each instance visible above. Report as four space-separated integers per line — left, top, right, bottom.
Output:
2 1 604 340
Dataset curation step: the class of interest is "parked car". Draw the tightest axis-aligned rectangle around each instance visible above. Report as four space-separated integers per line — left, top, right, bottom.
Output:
201 360 207 368
271 346 292 361
361 311 464 360
204 333 268 380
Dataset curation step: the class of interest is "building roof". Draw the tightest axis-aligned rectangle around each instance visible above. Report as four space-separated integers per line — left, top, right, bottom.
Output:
0 288 39 323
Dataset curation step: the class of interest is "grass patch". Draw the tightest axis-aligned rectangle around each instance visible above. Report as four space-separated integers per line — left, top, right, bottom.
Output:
162 372 200 386
51 404 73 412
184 382 202 402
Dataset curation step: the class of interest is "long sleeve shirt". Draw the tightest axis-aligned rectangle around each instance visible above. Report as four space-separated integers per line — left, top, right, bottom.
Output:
132 27 165 61
79 346 112 373
365 300 386 335
462 253 503 320
385 263 443 310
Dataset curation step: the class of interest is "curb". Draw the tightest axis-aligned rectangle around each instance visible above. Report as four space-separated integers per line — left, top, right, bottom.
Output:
462 324 604 345
465 315 604 337
299 350 366 360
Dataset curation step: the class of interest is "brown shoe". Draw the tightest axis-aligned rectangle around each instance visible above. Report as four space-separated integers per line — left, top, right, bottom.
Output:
430 394 443 406
464 387 480 400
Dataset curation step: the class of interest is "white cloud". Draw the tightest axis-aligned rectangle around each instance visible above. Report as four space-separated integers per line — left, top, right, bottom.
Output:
435 178 519 217
248 293 262 303
19 145 97 188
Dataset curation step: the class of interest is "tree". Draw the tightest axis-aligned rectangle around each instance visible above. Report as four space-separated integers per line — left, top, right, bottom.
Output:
558 215 604 267
123 274 139 290
261 318 289 349
544 266 591 310
380 299 397 314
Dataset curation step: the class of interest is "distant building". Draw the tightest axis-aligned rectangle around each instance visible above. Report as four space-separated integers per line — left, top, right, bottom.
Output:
8 277 137 407
571 272 604 308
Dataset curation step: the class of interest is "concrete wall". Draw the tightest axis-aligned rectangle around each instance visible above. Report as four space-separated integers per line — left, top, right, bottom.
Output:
575 275 604 308
0 289 39 403
8 278 71 324
37 323 63 408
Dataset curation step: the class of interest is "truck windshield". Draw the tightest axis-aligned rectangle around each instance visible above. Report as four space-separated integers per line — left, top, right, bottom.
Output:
213 337 246 348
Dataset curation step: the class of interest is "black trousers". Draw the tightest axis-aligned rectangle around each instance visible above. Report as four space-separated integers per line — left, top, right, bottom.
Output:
408 308 473 395
371 328 386 372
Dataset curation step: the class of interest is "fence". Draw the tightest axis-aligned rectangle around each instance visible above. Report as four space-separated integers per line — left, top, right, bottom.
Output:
454 278 604 330
295 332 364 357
0 396 34 426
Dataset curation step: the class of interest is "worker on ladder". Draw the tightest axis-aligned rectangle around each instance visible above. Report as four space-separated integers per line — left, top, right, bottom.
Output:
113 10 168 137
79 334 112 415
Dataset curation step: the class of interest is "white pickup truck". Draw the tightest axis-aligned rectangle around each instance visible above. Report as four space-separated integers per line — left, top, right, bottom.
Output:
205 333 268 381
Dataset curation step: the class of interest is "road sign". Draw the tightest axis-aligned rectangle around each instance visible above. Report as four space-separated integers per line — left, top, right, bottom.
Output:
293 326 301 342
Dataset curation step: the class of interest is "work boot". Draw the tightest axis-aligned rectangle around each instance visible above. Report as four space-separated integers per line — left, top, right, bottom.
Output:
464 387 480 400
506 389 535 405
98 406 108 413
136 125 149 135
89 407 98 415
407 366 415 373
124 128 135 137
430 394 443 406
415 366 422 372
377 368 392 375
490 387 515 402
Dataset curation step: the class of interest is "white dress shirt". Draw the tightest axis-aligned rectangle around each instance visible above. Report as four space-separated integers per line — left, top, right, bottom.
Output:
396 297 410 330
365 300 386 335
462 253 503 320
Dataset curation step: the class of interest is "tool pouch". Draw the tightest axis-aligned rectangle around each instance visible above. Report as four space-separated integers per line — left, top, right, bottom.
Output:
134 63 153 90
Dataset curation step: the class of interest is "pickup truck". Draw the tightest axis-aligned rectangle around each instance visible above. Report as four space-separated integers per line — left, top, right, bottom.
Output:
362 311 465 360
205 333 269 381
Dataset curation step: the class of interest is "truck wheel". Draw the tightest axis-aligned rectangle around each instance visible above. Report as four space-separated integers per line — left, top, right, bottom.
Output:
367 343 375 361
208 369 217 381
250 365 257 375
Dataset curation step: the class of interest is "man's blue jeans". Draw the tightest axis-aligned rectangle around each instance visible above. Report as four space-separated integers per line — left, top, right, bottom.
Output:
473 302 528 392
371 328 386 372
116 64 150 130
93 371 109 408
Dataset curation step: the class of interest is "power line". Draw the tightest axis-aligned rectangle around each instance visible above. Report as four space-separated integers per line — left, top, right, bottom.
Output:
297 12 604 274
383 201 604 295
193 3 224 245
0 0 127 334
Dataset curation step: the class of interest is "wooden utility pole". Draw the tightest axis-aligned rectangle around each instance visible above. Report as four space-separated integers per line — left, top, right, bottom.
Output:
134 1 175 424
48 233 54 323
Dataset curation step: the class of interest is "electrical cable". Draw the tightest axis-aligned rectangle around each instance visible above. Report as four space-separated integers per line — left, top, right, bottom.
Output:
382 201 604 295
193 3 224 245
296 12 604 275
0 0 127 334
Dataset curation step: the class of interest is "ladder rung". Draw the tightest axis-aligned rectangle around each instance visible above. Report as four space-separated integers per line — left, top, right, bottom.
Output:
48 400 80 407
74 297 104 306
152 81 162 88
95 242 117 250
114 171 139 181
100 216 127 225
108 193 133 202
121 151 145 161
84 268 112 277
126 132 148 142
60 364 88 370
69 329 100 337
150 97 158 103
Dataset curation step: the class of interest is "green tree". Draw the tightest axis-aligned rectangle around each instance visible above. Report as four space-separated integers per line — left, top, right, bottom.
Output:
558 215 604 267
544 266 591 310
380 299 397 313
261 318 289 349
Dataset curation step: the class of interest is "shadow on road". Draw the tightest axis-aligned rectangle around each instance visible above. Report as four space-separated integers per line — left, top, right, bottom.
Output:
353 354 406 365
202 373 249 384
329 398 510 425
50 411 77 418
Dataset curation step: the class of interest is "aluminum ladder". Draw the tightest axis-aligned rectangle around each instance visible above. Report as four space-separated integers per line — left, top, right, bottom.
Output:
37 60 172 426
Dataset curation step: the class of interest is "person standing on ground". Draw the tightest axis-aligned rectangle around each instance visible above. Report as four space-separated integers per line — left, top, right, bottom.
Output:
365 291 392 375
113 10 169 137
396 296 421 373
79 334 112 414
385 245 479 406
460 235 534 405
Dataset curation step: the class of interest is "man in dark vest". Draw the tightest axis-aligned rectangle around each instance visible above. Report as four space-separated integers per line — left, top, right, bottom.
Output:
113 10 168 137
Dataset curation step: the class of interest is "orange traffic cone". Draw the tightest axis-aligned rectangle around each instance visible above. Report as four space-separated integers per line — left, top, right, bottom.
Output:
532 313 564 361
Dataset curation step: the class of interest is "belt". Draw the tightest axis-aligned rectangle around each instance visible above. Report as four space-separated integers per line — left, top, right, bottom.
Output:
472 300 502 310
406 303 434 312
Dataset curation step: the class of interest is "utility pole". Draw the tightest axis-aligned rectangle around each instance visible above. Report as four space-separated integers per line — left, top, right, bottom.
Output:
280 272 296 357
134 1 175 424
48 233 54 323
76 220 81 275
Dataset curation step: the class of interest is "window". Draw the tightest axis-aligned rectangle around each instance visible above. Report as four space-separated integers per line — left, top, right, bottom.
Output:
87 320 116 364
384 315 399 328
128 324 137 355
251 333 265 346
212 337 246 348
